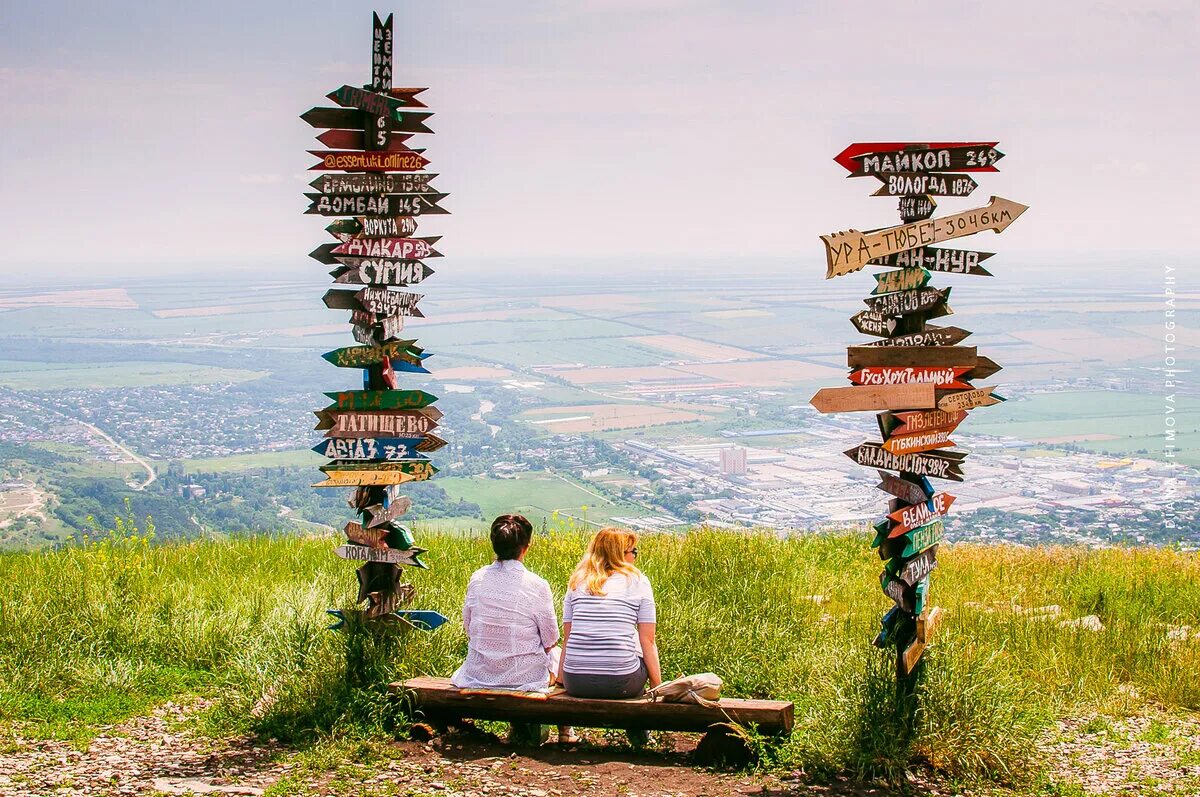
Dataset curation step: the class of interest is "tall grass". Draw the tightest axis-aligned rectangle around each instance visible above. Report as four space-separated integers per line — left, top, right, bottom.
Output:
1 522 1197 786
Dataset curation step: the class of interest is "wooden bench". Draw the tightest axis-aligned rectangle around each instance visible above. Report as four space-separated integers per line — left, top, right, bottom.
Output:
395 677 793 761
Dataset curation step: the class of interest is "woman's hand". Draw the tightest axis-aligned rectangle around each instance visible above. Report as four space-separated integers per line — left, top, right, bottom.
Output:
638 622 662 688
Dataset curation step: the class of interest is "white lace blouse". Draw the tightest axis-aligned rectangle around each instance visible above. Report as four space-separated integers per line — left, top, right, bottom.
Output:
451 559 560 692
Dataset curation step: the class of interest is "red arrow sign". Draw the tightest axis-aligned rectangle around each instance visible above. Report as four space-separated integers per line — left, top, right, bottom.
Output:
332 237 437 260
316 129 416 152
308 150 429 172
882 408 968 437
834 142 1000 174
849 367 972 390
889 493 956 537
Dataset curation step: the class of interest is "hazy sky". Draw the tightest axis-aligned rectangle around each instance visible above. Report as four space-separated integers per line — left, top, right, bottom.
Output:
1 0 1196 276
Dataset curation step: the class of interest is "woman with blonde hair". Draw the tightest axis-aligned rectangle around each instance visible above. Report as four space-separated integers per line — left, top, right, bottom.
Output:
555 527 662 700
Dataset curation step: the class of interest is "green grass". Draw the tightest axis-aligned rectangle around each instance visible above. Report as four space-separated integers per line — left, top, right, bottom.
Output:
1 526 1198 788
434 471 648 527
0 360 267 389
183 449 322 474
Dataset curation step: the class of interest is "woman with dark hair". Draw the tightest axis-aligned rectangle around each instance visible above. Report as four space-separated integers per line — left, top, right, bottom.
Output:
452 514 575 743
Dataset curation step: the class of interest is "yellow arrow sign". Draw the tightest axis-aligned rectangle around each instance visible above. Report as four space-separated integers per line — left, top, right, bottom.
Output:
313 468 434 487
821 196 1028 279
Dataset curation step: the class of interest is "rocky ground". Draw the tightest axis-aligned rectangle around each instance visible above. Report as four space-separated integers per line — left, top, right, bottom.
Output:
1 701 1198 797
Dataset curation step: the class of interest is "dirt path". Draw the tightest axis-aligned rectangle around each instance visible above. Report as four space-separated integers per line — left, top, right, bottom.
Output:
78 420 156 491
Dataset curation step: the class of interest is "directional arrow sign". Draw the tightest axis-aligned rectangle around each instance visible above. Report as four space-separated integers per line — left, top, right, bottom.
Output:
370 11 394 90
344 520 392 548
327 84 414 119
873 173 978 197
312 437 428 461
889 493 956 536
851 311 897 338
967 356 1003 381
877 472 934 505
394 610 449 632
897 520 945 559
881 430 956 455
315 408 441 438
415 434 448 453
881 571 913 613
879 408 968 438
309 150 430 172
861 326 972 348
364 497 414 529
356 287 423 317
327 217 420 240
849 367 972 390
834 142 1001 175
332 237 440 260
322 460 438 475
331 260 434 287
872 267 930 295
809 383 936 414
938 386 1005 412
306 193 448 217
899 195 937 221
314 469 433 487
316 128 415 152
821 196 1029 278
844 443 965 481
847 145 1004 177
870 246 994 276
848 346 976 369
335 544 428 568
310 173 439 195
321 340 425 369
887 546 939 588
864 287 950 317
299 107 433 134
325 390 438 411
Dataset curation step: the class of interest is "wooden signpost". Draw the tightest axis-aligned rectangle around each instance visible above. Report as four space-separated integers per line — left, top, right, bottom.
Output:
303 13 449 633
812 141 1026 678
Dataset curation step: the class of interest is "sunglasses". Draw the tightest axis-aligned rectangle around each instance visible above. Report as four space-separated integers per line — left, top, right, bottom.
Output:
627 547 638 557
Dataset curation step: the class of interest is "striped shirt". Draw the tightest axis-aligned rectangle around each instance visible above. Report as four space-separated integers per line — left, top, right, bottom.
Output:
562 572 656 677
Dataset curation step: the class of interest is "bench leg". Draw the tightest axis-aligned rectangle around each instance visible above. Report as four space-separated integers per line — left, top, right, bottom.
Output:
694 722 753 768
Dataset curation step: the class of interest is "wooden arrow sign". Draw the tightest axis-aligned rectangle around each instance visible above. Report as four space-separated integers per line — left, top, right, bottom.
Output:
849 366 972 390
834 142 1001 174
394 610 449 632
844 443 964 481
860 326 972 348
881 430 956 455
848 145 1004 177
344 520 391 548
309 150 430 172
322 460 437 476
872 173 978 197
315 408 441 438
327 217 420 240
888 493 956 536
306 193 448 217
321 339 424 368
312 437 428 461
877 472 934 505
899 195 936 222
324 389 438 411
872 267 930 295
335 544 428 568
370 11 394 90
809 383 936 414
310 173 438 195
821 196 1029 278
881 572 913 613
900 606 944 677
863 287 950 317
314 469 433 487
415 433 448 453
848 346 976 370
316 128 415 152
879 408 968 437
870 246 994 276
300 108 433 134
898 520 945 559
851 311 897 337
967 356 1003 381
356 287 424 317
887 546 939 588
937 386 1005 411
332 237 440 260
331 260 434 286
327 84 413 118
364 497 413 528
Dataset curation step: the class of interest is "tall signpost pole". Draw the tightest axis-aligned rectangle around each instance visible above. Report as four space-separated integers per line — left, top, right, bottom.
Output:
811 142 1028 677
303 12 448 633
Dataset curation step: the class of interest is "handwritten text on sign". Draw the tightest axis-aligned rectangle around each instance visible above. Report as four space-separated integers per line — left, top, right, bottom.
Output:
821 196 1028 278
889 493 956 536
850 367 971 389
333 238 433 259
309 151 429 172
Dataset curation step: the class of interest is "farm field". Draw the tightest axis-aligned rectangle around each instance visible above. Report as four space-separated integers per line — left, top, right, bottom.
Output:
182 449 322 474
520 402 723 433
0 361 267 390
433 470 649 529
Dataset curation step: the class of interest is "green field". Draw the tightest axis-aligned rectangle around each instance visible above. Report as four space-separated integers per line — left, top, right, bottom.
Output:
458 337 667 368
435 470 649 528
182 449 322 474
0 361 267 390
969 390 1198 465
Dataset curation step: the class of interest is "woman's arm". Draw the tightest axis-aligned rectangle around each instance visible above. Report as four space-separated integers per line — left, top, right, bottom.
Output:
638 623 662 688
555 622 571 685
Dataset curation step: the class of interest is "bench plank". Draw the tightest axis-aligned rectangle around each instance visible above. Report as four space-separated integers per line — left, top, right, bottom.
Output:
395 677 793 734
